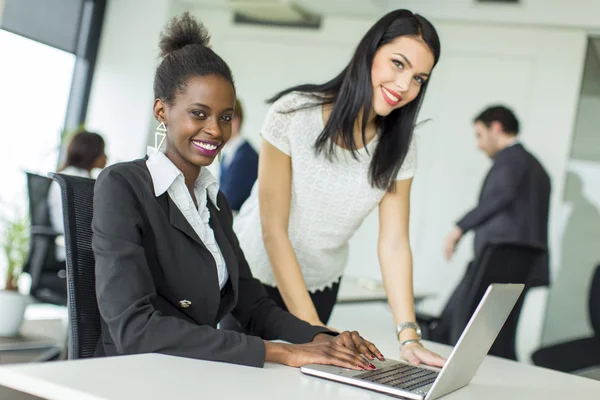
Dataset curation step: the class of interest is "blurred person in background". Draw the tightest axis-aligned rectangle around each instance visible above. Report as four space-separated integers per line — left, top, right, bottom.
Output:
440 105 551 343
443 105 550 281
49 130 107 261
219 98 258 212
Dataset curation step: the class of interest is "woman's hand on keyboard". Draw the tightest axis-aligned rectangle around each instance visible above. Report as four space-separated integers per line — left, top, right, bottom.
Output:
329 330 384 362
400 342 446 367
264 330 382 370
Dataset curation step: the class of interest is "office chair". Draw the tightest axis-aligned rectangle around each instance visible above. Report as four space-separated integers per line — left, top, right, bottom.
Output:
50 173 101 359
531 264 600 376
22 172 67 306
417 242 547 360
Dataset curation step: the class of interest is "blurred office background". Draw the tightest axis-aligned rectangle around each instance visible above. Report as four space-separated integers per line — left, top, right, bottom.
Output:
0 0 599 371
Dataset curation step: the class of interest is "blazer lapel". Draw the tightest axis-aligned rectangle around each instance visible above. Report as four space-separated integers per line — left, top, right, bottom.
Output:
160 194 210 252
207 201 239 298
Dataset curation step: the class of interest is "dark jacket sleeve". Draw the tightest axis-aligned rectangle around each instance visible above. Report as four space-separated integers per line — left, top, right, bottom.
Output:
457 158 526 233
92 167 267 367
220 144 259 211
218 194 334 344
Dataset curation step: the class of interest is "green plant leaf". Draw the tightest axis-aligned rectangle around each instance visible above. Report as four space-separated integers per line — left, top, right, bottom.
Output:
1 210 30 290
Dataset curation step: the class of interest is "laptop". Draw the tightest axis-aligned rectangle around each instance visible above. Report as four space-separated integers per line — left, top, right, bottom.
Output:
300 283 524 400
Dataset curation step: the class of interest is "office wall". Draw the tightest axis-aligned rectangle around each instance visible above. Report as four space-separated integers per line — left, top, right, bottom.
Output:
85 0 173 164
386 0 600 29
187 0 600 30
542 42 600 345
570 43 600 163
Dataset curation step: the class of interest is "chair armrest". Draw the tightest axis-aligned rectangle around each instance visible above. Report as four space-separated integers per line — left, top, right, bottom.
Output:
31 226 59 237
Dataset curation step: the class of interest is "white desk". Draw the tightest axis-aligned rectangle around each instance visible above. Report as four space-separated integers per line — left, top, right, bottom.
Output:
337 276 388 303
337 276 431 304
0 303 599 399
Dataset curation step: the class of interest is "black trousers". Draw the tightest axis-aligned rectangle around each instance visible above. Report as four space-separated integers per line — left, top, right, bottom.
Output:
262 280 340 325
428 261 477 345
220 280 340 332
429 261 530 360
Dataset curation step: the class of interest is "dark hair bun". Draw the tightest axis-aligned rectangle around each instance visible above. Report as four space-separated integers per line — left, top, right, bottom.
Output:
158 12 210 57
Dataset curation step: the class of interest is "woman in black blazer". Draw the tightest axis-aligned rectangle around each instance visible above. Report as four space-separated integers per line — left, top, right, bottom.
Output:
92 12 382 370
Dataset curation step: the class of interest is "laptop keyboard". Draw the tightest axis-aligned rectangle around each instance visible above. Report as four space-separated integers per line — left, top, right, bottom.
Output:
356 363 439 392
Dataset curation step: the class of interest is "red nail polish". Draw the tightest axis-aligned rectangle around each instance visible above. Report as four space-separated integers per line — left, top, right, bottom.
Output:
369 363 376 370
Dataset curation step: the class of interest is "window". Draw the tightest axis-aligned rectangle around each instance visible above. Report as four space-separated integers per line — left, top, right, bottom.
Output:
0 30 75 216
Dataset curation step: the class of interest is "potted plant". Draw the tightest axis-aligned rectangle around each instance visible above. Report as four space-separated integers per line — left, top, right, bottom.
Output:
0 210 30 336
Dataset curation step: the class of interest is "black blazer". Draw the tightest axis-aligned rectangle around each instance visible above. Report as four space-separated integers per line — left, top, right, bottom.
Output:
92 159 330 367
457 143 551 286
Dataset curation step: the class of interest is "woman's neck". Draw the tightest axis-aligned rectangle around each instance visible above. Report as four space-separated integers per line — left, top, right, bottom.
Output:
355 109 378 129
353 109 378 146
322 104 378 150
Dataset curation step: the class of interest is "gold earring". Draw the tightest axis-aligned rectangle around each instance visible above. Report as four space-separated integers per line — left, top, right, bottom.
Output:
154 122 167 155
218 152 222 162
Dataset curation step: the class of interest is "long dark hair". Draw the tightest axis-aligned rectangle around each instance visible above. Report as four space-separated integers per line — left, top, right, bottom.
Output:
268 9 441 190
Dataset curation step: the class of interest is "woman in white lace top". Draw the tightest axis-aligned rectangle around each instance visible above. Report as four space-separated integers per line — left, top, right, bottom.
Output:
233 9 444 367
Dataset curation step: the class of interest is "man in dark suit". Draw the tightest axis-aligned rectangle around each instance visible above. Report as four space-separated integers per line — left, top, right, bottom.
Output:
444 105 551 286
219 98 259 212
431 106 551 345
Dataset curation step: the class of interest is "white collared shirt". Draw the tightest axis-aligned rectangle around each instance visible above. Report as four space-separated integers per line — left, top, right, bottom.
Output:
506 137 519 147
146 147 229 289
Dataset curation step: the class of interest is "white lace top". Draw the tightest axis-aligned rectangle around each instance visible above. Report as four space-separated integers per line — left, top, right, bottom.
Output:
233 92 417 292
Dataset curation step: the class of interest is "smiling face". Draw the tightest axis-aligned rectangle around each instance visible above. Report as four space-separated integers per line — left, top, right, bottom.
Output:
370 36 435 117
153 74 236 170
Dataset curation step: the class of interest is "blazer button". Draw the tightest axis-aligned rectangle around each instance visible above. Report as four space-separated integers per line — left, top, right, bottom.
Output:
178 300 191 309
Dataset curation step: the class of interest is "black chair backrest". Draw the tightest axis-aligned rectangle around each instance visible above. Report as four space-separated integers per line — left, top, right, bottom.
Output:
50 173 100 359
23 172 55 274
23 172 66 305
451 242 547 360
589 264 600 336
26 172 53 228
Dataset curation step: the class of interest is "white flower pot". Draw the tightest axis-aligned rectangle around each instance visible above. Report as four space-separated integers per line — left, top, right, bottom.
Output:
0 290 29 337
